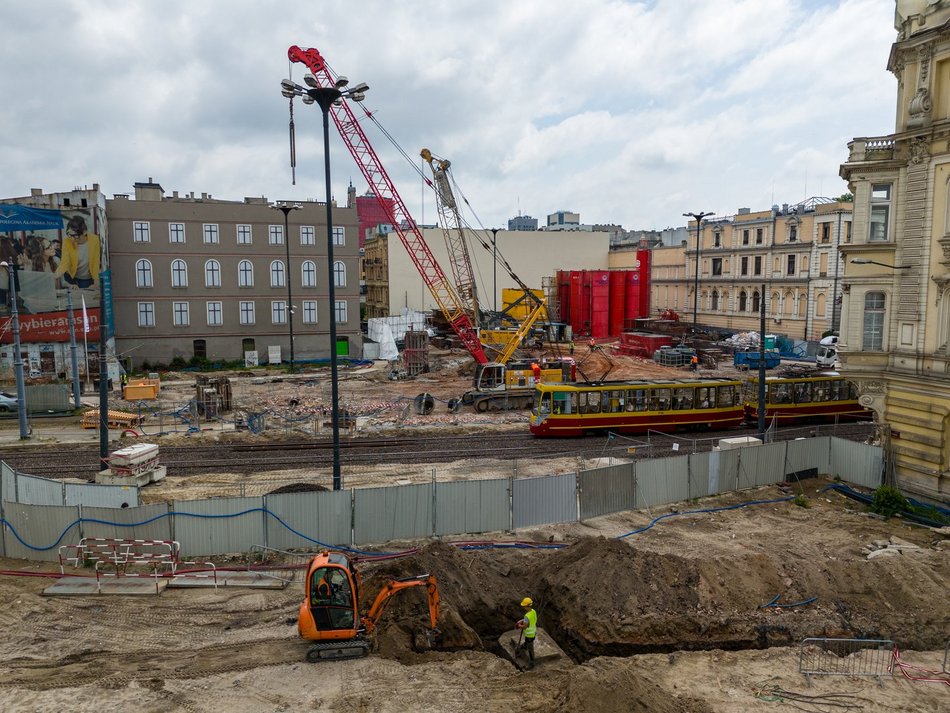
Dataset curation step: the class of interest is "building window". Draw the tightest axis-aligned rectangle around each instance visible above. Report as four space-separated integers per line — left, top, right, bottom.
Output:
333 260 346 287
270 260 286 288
239 300 255 325
137 302 155 327
302 260 317 287
863 292 886 350
869 184 891 242
713 231 721 248
302 300 318 324
755 227 763 244
206 301 223 326
711 258 722 276
269 224 283 245
300 225 315 246
742 229 750 245
711 290 719 310
238 260 254 287
787 255 796 275
332 226 345 247
845 221 852 244
752 290 760 312
788 223 797 243
173 301 190 326
135 259 153 288
171 259 188 288
740 257 749 276
754 256 762 275
815 293 827 317
193 339 207 359
335 299 348 323
205 259 222 288
169 222 185 243
133 221 150 243
821 224 831 243
237 224 252 245
738 291 747 311
203 223 219 244
271 300 287 324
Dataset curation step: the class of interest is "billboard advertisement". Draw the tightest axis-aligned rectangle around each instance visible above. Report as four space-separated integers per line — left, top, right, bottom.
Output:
0 204 105 344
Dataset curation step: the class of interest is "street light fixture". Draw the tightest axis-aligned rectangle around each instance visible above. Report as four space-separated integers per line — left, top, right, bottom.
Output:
270 202 301 373
281 73 369 491
850 258 912 270
683 211 714 332
0 261 28 439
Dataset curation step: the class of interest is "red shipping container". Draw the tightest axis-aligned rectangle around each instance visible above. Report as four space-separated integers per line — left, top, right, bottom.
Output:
624 270 641 330
557 270 571 326
590 270 610 338
637 250 652 318
608 271 626 337
570 271 584 334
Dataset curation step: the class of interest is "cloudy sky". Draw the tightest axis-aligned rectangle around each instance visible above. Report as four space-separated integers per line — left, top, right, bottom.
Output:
1 0 897 231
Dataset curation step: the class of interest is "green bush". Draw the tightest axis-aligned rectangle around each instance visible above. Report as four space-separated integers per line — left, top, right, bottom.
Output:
869 486 909 519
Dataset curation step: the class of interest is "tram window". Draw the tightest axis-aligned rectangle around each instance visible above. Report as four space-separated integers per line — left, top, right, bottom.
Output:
794 382 811 403
608 390 623 413
813 380 830 401
698 387 714 408
829 381 842 400
650 388 670 411
718 385 735 407
772 384 793 404
632 389 647 411
540 393 552 414
553 392 571 415
673 388 693 410
847 382 858 399
587 392 601 413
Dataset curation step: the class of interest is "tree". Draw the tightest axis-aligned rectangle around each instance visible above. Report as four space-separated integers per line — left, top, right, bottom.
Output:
835 192 853 203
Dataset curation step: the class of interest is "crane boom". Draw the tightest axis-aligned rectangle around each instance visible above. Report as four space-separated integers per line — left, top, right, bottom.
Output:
287 45 488 364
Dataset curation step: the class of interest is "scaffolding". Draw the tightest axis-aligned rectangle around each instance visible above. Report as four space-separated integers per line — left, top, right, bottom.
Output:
403 330 430 376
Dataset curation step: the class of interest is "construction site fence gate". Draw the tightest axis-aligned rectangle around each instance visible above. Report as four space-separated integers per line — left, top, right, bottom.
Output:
0 437 883 562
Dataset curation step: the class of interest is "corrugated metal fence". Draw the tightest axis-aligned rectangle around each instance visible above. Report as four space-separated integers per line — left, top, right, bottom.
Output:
0 437 883 562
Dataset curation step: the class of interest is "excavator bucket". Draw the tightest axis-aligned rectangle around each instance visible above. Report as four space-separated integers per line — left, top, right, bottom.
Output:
412 627 439 652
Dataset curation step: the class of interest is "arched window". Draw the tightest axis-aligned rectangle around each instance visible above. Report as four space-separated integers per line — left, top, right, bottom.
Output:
238 260 254 287
738 290 747 312
751 290 760 313
171 259 188 288
135 259 153 288
815 293 827 317
863 292 886 350
771 292 780 315
783 290 794 316
204 259 221 288
711 290 719 311
270 260 286 288
302 260 316 288
798 293 807 317
333 261 346 288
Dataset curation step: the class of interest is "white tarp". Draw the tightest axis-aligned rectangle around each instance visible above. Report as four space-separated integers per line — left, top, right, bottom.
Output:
367 321 400 361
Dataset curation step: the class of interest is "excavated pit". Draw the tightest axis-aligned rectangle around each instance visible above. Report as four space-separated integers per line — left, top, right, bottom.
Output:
359 536 948 666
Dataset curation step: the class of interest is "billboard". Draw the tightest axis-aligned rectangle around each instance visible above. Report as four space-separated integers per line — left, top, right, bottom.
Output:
0 204 105 343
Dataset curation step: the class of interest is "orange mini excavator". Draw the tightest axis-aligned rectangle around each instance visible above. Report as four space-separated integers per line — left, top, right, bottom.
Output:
297 550 441 662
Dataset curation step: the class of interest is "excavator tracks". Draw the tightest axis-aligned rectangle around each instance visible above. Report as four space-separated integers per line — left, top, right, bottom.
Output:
305 639 371 662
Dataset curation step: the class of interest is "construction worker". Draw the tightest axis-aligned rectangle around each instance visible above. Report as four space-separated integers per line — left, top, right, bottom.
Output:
690 354 699 371
531 362 541 383
515 597 538 669
569 338 575 355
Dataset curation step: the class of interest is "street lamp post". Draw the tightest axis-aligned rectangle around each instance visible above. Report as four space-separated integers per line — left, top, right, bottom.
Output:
850 258 912 270
1 262 28 439
683 211 713 332
281 73 369 492
271 202 301 373
490 228 499 312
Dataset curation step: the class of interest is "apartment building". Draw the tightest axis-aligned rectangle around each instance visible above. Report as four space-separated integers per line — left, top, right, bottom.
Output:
838 2 950 504
107 180 361 368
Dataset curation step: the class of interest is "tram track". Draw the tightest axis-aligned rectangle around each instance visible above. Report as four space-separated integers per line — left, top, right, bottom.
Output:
0 422 875 481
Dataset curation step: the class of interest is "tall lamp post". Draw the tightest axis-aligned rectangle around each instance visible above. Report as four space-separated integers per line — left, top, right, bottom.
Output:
270 202 301 372
683 211 713 333
1 262 28 439
490 228 499 312
281 73 369 492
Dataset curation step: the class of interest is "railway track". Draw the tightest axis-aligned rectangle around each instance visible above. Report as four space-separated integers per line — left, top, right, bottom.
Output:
0 422 875 481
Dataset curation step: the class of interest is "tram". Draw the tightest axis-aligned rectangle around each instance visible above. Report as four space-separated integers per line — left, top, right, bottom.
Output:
529 378 745 437
742 373 872 425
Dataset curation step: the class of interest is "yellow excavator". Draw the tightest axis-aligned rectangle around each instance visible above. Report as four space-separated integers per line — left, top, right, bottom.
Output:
297 550 441 661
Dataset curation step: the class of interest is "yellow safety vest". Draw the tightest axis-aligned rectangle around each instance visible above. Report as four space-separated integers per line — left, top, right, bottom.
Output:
522 608 537 638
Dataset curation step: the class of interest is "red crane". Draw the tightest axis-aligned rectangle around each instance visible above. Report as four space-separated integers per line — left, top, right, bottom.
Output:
287 45 488 364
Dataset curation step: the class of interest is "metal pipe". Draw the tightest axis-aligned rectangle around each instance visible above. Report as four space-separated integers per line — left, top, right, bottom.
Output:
66 289 81 409
2 262 29 439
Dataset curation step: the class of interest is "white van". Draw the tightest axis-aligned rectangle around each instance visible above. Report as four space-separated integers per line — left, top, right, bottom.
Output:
816 335 838 367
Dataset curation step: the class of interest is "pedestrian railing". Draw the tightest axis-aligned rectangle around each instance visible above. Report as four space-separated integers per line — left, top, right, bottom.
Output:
799 637 894 685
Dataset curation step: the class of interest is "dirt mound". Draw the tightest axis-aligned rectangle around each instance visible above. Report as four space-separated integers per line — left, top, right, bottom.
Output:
266 482 328 495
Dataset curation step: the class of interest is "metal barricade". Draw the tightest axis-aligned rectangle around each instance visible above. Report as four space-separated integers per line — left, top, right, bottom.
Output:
799 638 894 685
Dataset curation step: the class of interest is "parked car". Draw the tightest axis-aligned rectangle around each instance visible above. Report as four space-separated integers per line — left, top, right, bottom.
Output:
0 391 18 411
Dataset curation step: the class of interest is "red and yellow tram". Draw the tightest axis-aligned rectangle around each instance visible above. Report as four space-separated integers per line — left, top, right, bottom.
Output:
529 378 745 437
742 373 872 425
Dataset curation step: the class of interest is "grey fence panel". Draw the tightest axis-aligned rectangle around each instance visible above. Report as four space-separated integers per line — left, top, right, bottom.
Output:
688 454 712 500
435 479 510 536
736 442 786 489
11 472 64 506
785 437 830 477
1 503 80 562
635 456 689 508
710 448 741 494
1 461 14 501
831 439 883 490
354 484 432 545
26 384 71 412
512 473 577 529
172 497 265 558
265 490 352 551
578 463 636 520
81 503 172 543
65 483 139 509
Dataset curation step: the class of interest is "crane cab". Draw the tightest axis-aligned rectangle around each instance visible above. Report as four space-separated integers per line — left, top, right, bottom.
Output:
298 551 362 642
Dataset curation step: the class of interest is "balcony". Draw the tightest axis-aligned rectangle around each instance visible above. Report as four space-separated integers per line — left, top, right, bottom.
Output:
844 136 896 163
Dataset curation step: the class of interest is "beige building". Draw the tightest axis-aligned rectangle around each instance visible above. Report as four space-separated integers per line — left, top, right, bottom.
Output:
640 201 850 340
365 227 610 318
838 1 950 504
107 180 361 369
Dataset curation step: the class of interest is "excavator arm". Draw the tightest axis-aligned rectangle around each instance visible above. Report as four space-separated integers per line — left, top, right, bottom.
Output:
362 574 440 635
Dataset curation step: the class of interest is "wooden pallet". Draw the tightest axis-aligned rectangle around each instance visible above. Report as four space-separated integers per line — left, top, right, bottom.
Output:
81 409 142 429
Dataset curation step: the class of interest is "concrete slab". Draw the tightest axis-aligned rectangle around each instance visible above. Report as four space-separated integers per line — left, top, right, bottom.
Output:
43 577 167 596
167 571 290 589
498 628 568 670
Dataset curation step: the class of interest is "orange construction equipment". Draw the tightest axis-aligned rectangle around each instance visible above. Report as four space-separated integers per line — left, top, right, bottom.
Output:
297 550 441 662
